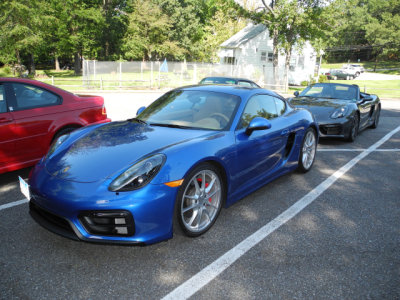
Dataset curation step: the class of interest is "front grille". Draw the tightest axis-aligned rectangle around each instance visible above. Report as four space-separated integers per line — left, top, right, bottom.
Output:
29 199 79 240
319 124 342 135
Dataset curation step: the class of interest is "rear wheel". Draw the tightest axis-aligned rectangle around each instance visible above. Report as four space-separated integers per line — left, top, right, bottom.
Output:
346 114 359 142
175 163 224 237
51 127 78 144
297 128 317 173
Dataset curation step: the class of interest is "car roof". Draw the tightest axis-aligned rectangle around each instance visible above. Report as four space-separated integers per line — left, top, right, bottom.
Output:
174 84 284 100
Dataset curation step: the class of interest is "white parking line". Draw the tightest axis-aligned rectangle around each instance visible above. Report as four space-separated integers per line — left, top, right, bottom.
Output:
318 148 400 152
161 125 400 300
0 199 28 211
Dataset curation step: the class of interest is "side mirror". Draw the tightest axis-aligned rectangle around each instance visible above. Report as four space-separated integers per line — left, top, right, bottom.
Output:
294 91 299 97
245 117 271 135
136 106 146 116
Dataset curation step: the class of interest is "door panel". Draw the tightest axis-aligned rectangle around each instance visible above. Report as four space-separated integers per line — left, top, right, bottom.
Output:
0 84 16 166
7 82 63 162
232 94 289 193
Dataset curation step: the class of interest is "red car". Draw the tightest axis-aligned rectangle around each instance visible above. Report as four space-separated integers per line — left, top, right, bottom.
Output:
0 78 110 174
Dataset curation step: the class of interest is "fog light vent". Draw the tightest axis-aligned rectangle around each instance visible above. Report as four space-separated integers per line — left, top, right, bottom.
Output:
78 210 134 237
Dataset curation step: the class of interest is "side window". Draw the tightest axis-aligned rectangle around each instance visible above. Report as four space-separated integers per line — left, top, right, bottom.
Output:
0 85 6 113
12 83 61 110
274 98 286 116
238 81 252 87
239 94 278 129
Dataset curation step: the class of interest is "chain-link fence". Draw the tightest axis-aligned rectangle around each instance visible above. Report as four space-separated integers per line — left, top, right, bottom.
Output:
82 60 289 91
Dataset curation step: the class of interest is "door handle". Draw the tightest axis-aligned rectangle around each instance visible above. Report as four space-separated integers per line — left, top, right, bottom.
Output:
281 129 289 136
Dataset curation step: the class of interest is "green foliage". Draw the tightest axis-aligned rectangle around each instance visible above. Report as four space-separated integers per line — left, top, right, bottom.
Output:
318 75 329 83
122 0 185 60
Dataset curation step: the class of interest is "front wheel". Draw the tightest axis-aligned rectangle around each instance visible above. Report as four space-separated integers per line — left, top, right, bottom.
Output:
370 106 380 129
297 128 317 173
346 113 359 142
175 163 224 237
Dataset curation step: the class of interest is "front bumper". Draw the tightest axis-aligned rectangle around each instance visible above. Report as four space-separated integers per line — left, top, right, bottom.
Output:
317 118 352 139
28 163 178 245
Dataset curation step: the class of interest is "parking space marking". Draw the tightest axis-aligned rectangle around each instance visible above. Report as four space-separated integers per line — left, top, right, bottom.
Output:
0 199 28 211
161 125 400 300
318 148 400 152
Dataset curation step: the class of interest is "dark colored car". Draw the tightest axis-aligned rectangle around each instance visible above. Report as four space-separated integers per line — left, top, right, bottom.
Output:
26 85 318 245
199 77 260 88
0 78 110 174
289 83 380 142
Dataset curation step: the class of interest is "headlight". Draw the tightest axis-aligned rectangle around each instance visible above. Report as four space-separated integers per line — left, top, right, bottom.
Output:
109 154 166 192
46 134 70 158
330 107 348 119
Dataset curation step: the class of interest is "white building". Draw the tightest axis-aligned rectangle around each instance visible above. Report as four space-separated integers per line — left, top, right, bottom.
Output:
218 23 317 86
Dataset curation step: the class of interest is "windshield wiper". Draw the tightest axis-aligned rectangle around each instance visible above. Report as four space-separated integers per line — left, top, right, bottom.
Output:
128 117 147 125
150 123 192 129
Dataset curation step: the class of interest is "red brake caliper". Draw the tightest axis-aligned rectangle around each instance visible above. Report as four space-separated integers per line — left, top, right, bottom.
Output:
197 178 212 202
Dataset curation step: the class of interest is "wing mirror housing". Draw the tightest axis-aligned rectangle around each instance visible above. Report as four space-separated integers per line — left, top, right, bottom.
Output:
136 106 146 116
294 91 299 97
245 117 272 135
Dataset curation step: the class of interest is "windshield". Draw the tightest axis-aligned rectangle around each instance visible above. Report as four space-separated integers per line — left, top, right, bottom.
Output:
200 77 237 85
300 84 357 100
138 90 241 131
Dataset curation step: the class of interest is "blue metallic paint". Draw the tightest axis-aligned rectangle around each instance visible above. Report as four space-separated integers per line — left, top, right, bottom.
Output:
29 85 317 244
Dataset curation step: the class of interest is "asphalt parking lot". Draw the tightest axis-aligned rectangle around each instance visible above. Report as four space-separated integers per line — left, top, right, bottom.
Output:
0 97 399 299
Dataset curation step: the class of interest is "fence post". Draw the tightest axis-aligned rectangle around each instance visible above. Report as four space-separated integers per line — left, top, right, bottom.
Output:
150 61 153 88
51 76 54 86
193 64 197 84
158 61 161 89
93 60 96 80
141 62 143 80
119 61 122 88
100 77 103 90
364 85 367 93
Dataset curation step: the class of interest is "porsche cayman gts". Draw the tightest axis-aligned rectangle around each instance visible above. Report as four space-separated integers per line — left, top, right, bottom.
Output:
26 85 318 245
289 83 380 142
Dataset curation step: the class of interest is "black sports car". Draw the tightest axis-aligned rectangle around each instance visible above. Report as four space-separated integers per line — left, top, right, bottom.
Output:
289 83 380 142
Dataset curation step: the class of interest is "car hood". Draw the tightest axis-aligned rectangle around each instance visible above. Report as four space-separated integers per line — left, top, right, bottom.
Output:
290 97 351 117
45 120 216 183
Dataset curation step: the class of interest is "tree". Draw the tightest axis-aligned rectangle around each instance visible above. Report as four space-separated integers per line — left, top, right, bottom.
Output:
244 0 329 89
122 0 184 60
198 0 246 62
0 0 46 75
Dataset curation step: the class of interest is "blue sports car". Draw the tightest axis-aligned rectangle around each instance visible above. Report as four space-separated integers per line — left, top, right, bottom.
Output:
27 85 318 245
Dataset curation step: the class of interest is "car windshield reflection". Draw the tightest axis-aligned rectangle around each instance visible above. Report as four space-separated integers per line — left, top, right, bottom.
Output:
138 90 241 131
300 83 357 100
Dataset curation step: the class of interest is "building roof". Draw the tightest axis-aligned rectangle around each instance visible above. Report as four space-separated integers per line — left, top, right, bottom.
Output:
220 23 267 48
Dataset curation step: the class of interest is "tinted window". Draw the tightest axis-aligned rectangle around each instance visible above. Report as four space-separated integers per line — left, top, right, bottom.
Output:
274 98 286 116
12 83 61 110
239 94 278 129
238 81 252 87
0 85 6 113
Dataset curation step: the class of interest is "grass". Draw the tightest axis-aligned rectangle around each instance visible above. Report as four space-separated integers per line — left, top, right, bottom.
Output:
321 61 400 75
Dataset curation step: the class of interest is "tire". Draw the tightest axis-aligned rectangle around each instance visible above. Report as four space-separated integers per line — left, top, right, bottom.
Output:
175 163 224 237
370 106 380 129
356 72 360 77
51 127 78 144
297 128 317 173
345 113 359 142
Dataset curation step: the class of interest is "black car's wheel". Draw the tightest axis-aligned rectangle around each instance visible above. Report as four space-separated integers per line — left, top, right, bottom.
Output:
297 128 317 173
175 163 224 237
346 113 359 142
370 106 380 129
